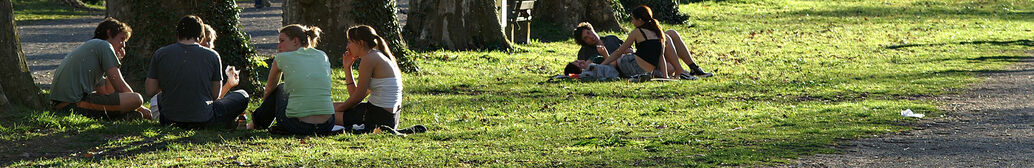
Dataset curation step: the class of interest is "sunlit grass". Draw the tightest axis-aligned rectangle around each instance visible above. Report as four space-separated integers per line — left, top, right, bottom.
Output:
3 0 1033 166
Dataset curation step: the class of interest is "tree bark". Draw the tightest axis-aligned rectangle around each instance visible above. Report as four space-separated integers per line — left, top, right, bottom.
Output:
404 0 512 50
0 0 47 110
106 0 263 94
618 0 688 24
282 0 419 72
531 0 626 38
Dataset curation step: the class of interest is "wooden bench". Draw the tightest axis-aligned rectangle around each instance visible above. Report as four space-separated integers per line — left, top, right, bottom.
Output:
502 0 535 44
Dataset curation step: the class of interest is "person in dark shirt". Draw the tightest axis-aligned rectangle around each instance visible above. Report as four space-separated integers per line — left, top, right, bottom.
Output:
573 19 713 80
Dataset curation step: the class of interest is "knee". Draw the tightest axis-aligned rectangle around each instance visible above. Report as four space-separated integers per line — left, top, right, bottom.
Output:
126 93 144 107
233 90 250 98
665 29 678 36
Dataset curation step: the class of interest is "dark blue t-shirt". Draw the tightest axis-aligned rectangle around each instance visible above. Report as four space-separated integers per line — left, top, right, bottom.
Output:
148 43 222 122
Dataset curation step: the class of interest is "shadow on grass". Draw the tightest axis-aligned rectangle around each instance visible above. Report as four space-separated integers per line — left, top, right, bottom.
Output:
0 110 273 166
886 40 1034 50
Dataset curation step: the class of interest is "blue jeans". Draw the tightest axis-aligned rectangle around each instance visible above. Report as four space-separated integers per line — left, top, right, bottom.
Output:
253 84 335 135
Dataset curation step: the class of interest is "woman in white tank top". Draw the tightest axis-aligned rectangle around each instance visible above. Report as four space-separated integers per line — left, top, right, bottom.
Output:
334 25 406 131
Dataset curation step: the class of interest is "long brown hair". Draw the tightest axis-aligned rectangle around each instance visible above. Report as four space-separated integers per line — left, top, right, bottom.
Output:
631 5 664 43
346 25 395 61
279 24 322 48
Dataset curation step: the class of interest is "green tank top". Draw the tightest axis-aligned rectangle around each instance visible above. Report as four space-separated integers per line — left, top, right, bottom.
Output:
275 48 334 118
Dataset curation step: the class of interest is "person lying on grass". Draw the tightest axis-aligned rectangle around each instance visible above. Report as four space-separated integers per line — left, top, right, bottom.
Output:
599 6 713 82
564 59 621 82
249 24 337 135
334 25 425 135
49 17 151 120
145 15 250 129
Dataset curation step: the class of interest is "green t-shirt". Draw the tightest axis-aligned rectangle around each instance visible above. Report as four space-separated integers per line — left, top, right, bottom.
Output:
50 39 121 103
276 48 334 118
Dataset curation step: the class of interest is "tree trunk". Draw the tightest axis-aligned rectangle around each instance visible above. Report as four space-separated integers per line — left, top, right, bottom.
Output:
282 0 419 72
404 0 512 50
531 0 626 40
0 0 47 110
106 0 263 94
618 0 688 24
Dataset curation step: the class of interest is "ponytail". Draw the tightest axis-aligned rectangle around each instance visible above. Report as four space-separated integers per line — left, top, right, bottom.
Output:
305 27 322 47
632 6 665 44
279 24 321 48
375 36 396 62
347 25 396 62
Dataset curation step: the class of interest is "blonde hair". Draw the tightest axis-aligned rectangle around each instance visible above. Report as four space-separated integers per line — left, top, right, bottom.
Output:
279 24 322 48
202 24 217 43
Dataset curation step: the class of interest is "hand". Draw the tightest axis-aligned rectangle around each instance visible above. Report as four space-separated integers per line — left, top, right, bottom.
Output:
225 66 240 87
116 47 126 61
342 51 358 66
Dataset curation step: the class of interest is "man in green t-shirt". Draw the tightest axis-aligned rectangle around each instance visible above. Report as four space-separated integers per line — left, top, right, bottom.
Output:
50 18 149 120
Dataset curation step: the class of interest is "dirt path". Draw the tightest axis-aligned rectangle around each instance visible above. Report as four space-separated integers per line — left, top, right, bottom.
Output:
786 52 1034 167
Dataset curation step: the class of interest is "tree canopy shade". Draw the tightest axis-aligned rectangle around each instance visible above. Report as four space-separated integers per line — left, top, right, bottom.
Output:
283 0 418 72
531 0 626 34
404 0 512 51
618 0 689 24
0 0 47 110
106 0 264 93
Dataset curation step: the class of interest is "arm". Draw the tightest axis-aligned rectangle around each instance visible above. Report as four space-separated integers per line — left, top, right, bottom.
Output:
336 54 374 111
145 78 160 99
595 45 611 61
211 81 221 100
602 31 639 65
342 51 358 94
105 67 135 93
95 78 116 95
263 61 282 99
217 66 240 99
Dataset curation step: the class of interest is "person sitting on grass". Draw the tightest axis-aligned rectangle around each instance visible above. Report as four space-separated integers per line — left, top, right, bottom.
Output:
600 6 713 81
145 15 249 129
249 24 337 135
49 17 151 120
335 25 425 135
573 22 627 64
150 23 220 121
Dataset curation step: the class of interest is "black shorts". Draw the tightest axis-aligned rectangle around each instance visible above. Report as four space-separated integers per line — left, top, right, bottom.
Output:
339 102 400 131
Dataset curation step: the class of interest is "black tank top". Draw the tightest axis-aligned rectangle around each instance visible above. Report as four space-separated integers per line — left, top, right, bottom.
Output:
634 28 663 67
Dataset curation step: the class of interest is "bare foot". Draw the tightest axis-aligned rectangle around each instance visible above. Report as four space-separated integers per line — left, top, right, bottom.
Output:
137 107 153 120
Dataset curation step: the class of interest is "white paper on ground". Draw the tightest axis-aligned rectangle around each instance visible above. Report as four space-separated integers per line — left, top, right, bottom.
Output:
901 109 925 118
332 125 346 132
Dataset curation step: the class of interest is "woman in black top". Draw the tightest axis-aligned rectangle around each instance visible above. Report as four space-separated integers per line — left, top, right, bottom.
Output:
601 5 673 81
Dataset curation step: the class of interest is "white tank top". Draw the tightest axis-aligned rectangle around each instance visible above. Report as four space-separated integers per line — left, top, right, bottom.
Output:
368 77 402 109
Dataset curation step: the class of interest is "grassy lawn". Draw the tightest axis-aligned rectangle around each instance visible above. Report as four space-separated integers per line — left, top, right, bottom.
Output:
12 0 104 21
4 0 1034 167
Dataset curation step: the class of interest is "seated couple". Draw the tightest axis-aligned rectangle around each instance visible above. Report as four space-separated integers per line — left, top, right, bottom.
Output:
247 24 423 135
565 6 713 82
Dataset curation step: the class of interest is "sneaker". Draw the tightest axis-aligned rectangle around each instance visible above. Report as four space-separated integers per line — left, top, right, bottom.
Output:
690 71 713 78
629 73 653 82
398 125 427 134
679 73 699 80
378 125 406 137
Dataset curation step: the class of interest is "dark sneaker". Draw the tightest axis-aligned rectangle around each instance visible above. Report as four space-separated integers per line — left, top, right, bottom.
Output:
690 71 713 78
398 125 427 134
679 73 699 80
379 125 406 137
629 73 653 82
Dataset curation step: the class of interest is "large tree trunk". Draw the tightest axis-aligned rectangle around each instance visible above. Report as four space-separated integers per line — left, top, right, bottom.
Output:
0 0 47 111
531 0 625 41
404 0 512 50
106 0 263 94
283 0 418 72
618 0 688 24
